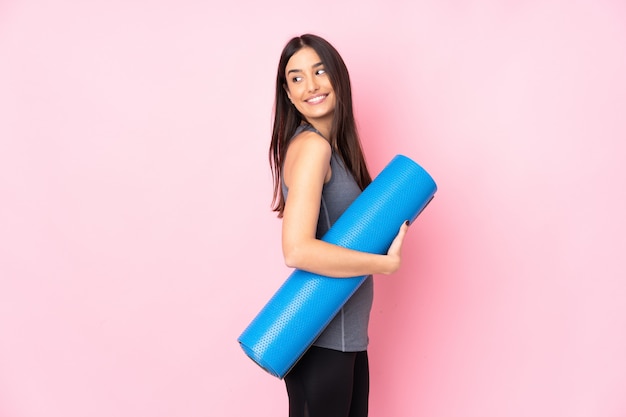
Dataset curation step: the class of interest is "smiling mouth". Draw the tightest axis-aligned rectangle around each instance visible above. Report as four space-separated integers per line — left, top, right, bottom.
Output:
305 94 328 104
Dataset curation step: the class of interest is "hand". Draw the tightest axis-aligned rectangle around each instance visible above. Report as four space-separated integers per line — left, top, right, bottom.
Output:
385 220 410 274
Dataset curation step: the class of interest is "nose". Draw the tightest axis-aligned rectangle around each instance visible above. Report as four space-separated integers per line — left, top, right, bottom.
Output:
305 75 319 93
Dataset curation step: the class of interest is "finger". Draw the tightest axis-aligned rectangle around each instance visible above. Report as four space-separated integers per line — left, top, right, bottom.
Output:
398 220 409 236
388 224 407 255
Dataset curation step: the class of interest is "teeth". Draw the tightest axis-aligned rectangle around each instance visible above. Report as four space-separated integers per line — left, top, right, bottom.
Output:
307 95 326 103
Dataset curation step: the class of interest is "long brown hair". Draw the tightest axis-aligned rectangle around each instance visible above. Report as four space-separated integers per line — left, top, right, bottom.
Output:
269 34 372 217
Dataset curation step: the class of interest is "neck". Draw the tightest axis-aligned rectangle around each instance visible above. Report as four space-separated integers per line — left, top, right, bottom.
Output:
306 118 332 141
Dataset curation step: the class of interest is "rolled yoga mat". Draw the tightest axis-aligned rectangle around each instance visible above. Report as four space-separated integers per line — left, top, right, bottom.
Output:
238 154 437 378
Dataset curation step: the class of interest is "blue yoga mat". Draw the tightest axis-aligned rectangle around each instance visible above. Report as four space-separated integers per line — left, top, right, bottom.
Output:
238 155 437 378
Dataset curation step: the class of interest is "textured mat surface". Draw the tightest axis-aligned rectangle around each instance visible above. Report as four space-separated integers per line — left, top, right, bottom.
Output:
238 155 437 378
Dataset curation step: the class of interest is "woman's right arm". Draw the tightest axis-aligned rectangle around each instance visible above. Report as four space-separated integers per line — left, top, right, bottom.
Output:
281 131 409 278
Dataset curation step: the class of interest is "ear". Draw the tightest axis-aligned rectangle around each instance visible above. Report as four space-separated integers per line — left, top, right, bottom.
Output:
283 84 292 101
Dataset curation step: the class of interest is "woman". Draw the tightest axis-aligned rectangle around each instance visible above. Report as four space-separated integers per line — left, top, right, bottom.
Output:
269 34 410 417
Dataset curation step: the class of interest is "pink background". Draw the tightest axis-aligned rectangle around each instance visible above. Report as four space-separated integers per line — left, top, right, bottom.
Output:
1 1 625 416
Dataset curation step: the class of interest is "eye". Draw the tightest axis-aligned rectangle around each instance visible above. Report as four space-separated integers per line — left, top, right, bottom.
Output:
316 69 326 76
291 76 303 83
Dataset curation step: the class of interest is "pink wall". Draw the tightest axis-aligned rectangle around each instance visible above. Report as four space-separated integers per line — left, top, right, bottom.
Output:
1 1 625 416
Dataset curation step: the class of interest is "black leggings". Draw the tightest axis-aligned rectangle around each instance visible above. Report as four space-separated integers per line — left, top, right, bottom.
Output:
284 346 369 417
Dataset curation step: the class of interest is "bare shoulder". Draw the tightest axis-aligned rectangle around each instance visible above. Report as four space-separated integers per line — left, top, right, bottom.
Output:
287 130 331 159
284 130 331 187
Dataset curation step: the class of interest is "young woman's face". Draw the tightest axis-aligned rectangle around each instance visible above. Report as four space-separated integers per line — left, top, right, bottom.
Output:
284 47 336 128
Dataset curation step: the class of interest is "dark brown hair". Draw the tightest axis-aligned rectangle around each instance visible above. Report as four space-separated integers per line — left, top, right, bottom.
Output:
269 34 372 217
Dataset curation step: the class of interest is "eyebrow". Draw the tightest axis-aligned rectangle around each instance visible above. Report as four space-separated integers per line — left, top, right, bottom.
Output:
287 61 324 75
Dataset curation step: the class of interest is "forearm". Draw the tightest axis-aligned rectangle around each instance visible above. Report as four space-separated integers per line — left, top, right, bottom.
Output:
283 238 399 278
